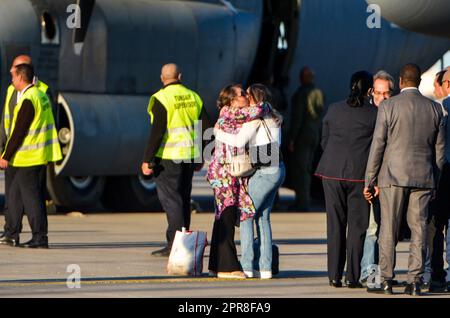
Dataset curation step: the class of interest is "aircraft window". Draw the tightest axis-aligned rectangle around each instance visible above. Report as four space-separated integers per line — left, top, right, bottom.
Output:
41 12 60 45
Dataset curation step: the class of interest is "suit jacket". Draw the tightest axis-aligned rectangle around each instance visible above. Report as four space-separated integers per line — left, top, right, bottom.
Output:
315 98 378 181
443 96 450 163
365 88 446 189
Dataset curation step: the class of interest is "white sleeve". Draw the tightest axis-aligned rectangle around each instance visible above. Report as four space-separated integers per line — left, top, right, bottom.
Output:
215 120 261 147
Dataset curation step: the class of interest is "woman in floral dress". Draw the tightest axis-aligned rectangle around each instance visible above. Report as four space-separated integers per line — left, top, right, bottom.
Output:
207 84 269 279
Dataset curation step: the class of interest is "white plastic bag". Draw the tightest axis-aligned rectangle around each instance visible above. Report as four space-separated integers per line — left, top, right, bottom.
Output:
167 227 208 276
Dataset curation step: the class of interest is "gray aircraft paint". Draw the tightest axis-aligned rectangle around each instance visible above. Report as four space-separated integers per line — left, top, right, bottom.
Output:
0 0 449 210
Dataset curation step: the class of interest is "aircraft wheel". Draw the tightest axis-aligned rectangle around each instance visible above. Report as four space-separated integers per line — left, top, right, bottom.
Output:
46 165 106 211
102 175 161 211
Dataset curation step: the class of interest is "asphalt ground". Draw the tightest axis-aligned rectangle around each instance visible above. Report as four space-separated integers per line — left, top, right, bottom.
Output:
0 212 449 299
0 171 449 300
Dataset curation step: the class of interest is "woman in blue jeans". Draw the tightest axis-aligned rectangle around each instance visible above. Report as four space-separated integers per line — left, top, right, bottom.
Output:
244 84 285 279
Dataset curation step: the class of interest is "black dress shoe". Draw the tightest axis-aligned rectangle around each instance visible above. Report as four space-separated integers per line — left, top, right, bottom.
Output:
381 280 394 295
151 246 171 257
429 281 446 293
404 282 422 296
346 281 364 288
20 239 49 249
392 279 407 286
0 236 19 247
329 280 342 288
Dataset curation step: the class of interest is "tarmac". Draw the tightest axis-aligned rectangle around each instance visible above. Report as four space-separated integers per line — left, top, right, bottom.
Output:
0 172 449 298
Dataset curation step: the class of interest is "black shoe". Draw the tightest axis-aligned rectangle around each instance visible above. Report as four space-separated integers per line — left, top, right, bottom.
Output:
429 281 446 293
381 280 394 295
392 279 407 286
366 286 381 293
0 232 5 239
151 246 171 257
0 236 19 247
20 239 49 249
421 281 430 291
404 281 422 296
329 280 342 288
346 281 364 288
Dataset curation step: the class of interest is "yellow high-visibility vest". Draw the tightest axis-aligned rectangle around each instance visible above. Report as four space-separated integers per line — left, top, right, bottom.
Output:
4 80 49 137
148 84 203 160
4 85 62 167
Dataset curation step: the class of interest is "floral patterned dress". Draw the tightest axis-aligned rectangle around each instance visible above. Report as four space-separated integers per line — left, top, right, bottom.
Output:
207 103 270 221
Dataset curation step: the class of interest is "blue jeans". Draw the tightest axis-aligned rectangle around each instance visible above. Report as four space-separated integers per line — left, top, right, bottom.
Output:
360 202 380 281
240 163 285 272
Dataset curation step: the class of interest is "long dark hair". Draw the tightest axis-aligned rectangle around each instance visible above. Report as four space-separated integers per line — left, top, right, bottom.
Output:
247 83 273 105
248 83 283 125
346 71 373 107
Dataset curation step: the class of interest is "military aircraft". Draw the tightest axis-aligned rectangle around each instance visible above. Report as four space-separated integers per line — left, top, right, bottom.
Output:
0 0 449 211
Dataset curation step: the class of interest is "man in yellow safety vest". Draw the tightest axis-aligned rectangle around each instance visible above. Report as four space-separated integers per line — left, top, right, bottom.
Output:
0 63 61 248
141 63 211 256
0 55 50 241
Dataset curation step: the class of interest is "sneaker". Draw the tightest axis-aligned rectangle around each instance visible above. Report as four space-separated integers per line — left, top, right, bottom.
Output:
217 271 246 279
258 270 272 279
244 271 254 278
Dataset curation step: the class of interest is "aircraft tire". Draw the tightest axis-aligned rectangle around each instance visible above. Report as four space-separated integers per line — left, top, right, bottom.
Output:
46 164 106 211
101 175 161 212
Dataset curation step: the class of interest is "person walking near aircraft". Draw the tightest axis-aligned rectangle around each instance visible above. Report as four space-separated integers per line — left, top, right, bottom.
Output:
0 55 51 243
364 64 445 296
315 71 377 288
425 69 450 292
207 84 270 279
360 70 395 284
0 63 61 248
288 67 324 211
141 63 209 257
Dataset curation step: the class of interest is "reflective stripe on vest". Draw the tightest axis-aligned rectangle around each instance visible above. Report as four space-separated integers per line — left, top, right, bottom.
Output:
5 85 62 167
18 137 59 152
147 84 203 160
4 80 49 137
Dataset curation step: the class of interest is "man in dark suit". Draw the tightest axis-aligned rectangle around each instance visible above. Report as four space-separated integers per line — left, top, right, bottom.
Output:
364 64 446 296
427 69 450 292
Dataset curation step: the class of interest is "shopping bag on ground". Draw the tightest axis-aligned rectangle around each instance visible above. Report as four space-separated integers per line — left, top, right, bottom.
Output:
167 227 208 276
